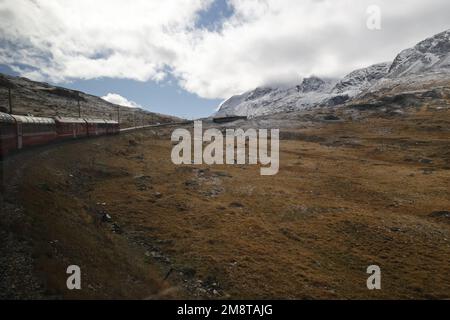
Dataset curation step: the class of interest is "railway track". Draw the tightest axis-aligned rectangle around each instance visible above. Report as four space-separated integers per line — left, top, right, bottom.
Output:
119 121 193 132
1 108 192 159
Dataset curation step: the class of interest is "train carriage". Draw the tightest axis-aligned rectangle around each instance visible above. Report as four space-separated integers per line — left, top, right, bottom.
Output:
12 115 57 149
104 119 120 135
85 118 106 136
0 112 17 157
1 112 120 159
55 116 88 140
85 118 119 136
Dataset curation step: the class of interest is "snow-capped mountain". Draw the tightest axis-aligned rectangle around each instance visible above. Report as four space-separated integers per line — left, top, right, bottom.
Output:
215 77 337 117
388 29 450 77
215 29 450 118
332 62 390 97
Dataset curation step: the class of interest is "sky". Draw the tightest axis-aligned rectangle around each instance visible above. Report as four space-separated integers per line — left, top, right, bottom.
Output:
0 0 449 118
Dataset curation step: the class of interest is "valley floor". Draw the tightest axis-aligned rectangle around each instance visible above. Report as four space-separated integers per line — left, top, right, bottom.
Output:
1 105 450 299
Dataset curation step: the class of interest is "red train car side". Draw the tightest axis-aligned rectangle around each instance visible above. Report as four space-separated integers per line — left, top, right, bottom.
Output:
55 117 88 139
104 119 120 135
12 115 57 149
1 112 120 159
85 118 106 136
0 112 17 157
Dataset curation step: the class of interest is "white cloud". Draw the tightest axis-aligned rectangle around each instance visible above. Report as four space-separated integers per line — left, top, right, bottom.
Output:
0 0 449 100
102 93 144 109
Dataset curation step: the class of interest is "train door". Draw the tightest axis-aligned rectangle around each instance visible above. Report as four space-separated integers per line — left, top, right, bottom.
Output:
16 123 23 149
72 123 76 138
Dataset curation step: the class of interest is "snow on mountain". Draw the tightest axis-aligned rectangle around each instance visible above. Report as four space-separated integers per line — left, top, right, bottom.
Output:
215 29 450 118
388 29 450 77
331 62 391 97
215 64 389 118
215 77 337 118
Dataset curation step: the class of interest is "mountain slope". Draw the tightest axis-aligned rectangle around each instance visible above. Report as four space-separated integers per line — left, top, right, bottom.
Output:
216 29 450 118
0 73 182 128
331 62 391 97
215 77 337 117
388 29 450 77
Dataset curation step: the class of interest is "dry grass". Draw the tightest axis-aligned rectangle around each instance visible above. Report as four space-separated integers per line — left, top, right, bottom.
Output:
1 105 450 299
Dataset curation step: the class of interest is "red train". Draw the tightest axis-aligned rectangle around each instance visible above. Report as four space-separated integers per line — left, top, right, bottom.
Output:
0 112 120 158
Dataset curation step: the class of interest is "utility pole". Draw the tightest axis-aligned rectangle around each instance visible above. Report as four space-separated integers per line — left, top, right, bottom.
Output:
8 87 12 114
117 106 120 124
77 94 81 118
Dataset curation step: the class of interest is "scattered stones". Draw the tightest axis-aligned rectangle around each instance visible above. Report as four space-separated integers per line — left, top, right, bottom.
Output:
134 175 152 191
323 115 341 121
213 171 232 178
421 168 434 175
280 228 302 242
419 158 433 164
203 188 222 198
184 180 198 188
429 211 450 218
229 261 238 267
150 251 163 258
102 213 112 222
111 223 122 234
229 202 244 208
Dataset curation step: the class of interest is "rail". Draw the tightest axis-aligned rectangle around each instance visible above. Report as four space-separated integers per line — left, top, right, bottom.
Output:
119 121 193 132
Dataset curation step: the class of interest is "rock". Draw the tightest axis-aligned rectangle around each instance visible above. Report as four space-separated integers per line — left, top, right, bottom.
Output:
421 168 434 175
184 180 198 187
327 95 349 106
323 115 340 121
229 202 244 208
430 211 450 218
154 192 163 199
213 171 232 178
419 158 433 164
102 213 112 222
150 251 163 258
111 223 122 234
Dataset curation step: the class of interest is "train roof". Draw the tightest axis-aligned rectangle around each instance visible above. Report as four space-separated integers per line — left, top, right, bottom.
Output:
54 116 86 124
83 118 106 124
11 115 55 125
0 112 15 124
84 118 118 124
104 119 119 124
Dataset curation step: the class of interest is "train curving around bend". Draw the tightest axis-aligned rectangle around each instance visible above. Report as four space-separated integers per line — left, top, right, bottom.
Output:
0 112 119 158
